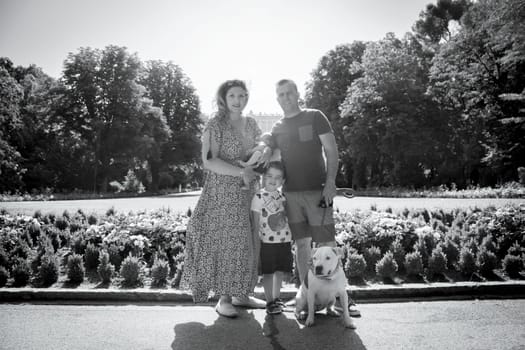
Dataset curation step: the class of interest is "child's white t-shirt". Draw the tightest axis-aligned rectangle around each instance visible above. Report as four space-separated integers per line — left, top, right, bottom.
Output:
251 189 292 244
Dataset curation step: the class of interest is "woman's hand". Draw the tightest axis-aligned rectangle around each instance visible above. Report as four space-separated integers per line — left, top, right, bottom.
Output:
241 166 258 183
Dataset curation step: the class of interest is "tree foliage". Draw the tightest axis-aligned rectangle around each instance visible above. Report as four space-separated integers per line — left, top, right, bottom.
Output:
429 0 525 182
304 42 366 185
140 61 202 191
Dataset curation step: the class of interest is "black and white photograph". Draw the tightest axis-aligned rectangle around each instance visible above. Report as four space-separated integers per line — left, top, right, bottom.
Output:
1 0 524 349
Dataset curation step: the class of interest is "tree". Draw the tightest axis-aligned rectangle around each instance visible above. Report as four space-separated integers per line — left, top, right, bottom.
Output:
0 63 24 191
304 42 366 186
340 34 452 188
413 0 472 45
62 46 170 192
428 0 525 183
140 60 202 191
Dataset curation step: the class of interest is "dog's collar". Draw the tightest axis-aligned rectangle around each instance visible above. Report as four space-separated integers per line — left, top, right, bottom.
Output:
305 259 342 288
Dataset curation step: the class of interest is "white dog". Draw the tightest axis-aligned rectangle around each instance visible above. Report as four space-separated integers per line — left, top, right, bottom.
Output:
295 246 356 329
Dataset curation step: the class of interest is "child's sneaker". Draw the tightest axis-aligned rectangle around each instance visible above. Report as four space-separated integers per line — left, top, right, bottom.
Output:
274 298 285 307
266 300 283 315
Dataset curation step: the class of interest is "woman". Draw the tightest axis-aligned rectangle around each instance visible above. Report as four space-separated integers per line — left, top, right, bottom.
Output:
181 79 270 317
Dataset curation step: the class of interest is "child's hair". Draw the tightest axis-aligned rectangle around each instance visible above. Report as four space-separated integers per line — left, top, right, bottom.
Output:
266 161 286 179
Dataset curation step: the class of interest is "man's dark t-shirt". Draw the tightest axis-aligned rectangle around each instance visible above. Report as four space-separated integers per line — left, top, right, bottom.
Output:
271 109 333 192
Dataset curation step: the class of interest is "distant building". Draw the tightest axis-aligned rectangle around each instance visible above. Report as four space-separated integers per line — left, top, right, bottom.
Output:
247 111 282 133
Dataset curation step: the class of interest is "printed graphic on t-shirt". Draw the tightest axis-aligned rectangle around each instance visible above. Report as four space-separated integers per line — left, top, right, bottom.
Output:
251 190 292 244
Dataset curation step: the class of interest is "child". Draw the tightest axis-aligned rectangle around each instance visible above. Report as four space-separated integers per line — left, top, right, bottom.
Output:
239 133 273 190
250 161 293 314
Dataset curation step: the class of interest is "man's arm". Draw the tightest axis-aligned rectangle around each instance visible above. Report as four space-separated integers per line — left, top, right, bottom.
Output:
319 132 339 205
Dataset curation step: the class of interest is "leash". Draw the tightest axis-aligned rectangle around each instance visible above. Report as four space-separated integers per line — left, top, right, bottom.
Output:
320 188 355 226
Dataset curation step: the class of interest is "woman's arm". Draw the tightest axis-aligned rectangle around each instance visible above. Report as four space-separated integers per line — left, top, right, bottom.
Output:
250 209 261 264
201 128 257 180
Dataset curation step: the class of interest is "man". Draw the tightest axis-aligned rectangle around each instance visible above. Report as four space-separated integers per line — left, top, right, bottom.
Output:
267 79 360 317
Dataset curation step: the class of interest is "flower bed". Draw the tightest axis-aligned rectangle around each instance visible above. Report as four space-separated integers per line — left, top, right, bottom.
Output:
0 205 524 289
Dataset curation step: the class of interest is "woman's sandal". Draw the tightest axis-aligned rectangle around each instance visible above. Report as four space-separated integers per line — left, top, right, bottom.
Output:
215 300 238 318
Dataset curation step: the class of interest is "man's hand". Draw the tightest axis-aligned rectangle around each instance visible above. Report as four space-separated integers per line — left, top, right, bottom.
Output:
322 181 337 206
257 146 272 168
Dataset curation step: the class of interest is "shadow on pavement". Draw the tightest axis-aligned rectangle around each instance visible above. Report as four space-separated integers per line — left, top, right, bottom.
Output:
172 309 265 350
171 309 366 350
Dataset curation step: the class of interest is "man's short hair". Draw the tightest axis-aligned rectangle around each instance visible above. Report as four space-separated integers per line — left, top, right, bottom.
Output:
276 79 298 92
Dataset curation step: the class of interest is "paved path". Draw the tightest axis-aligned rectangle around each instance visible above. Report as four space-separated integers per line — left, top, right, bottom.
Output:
1 299 524 350
1 191 523 215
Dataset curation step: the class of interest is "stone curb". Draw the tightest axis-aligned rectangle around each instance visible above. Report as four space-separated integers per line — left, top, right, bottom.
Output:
1 281 524 304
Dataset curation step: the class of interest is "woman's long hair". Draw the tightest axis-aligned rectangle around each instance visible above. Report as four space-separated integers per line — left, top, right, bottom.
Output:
214 79 249 122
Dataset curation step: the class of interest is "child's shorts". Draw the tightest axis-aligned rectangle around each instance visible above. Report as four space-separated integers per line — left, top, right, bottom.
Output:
260 242 293 275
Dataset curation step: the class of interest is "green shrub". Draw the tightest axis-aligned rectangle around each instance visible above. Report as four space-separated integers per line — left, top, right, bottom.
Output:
0 266 8 287
72 235 87 255
97 250 115 284
477 248 498 276
106 207 116 217
404 251 424 276
87 214 98 225
9 240 31 262
438 239 460 270
518 167 525 185
502 254 523 278
120 255 142 286
0 247 9 269
28 219 41 243
480 235 497 254
12 259 31 286
67 253 85 283
507 242 524 256
364 246 381 273
413 239 429 267
458 248 478 276
463 238 479 256
390 238 406 270
345 253 367 278
38 252 59 287
69 221 83 233
84 243 100 270
107 244 123 270
376 252 398 279
151 257 170 286
428 247 448 277
159 172 174 189
54 216 69 231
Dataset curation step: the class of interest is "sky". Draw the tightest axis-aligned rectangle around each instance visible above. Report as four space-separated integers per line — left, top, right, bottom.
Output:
0 0 432 115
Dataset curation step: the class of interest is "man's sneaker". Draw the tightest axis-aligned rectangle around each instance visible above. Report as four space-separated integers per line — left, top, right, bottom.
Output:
334 297 361 318
266 301 283 315
348 300 361 318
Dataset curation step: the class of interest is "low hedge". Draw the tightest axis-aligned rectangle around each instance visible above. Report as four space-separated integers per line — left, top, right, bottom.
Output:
0 204 523 288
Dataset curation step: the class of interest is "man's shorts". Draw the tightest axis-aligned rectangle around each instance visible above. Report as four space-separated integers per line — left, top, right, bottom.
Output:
284 190 336 243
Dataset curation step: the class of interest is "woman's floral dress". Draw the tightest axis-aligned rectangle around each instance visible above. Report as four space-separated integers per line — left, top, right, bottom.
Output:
181 115 261 303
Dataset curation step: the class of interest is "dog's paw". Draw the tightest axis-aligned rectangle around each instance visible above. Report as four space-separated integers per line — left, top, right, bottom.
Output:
295 311 308 321
305 317 315 327
343 317 356 329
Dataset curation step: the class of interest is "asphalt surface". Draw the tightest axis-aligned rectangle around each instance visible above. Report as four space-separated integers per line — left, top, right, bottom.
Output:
1 299 525 350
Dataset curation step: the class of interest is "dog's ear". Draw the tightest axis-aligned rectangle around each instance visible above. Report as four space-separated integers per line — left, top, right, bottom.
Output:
311 247 318 257
333 247 344 257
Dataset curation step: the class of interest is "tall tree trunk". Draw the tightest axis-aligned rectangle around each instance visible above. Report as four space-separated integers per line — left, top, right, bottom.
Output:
149 159 160 193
